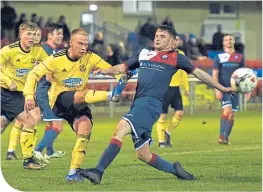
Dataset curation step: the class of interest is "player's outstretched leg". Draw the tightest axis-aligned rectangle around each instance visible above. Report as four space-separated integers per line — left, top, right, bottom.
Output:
136 143 196 180
6 120 22 160
77 119 131 184
66 116 92 182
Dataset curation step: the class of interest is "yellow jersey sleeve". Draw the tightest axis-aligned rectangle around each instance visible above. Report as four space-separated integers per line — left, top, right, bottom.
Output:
23 56 55 99
38 46 49 62
181 70 189 91
0 46 13 86
91 52 121 80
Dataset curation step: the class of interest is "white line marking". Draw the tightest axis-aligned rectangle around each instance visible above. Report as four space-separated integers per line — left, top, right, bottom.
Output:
161 146 261 156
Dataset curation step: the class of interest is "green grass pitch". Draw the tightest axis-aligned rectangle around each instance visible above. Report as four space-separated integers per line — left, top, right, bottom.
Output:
1 111 262 191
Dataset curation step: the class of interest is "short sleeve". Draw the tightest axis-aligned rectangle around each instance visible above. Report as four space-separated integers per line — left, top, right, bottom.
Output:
91 53 112 70
176 53 196 74
39 47 49 61
0 46 11 65
124 49 141 71
213 55 220 69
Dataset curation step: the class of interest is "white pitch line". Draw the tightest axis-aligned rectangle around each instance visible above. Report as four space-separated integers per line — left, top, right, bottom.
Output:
1 147 261 163
161 146 262 156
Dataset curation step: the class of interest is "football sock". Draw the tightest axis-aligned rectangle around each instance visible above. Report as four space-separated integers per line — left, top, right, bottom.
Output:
32 125 38 149
84 90 109 104
35 127 59 153
70 136 89 169
156 119 166 143
167 115 181 133
7 122 22 152
225 120 234 138
220 114 228 137
147 153 176 174
96 138 122 172
20 127 35 159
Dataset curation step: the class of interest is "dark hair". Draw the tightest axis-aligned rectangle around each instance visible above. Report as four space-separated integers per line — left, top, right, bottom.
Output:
46 23 63 37
157 25 177 39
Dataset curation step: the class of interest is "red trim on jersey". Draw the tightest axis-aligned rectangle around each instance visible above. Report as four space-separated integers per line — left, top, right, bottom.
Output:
228 53 243 63
149 51 177 67
110 138 122 148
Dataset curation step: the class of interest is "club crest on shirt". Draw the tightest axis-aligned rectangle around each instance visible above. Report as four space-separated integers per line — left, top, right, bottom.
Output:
79 65 86 72
31 58 39 66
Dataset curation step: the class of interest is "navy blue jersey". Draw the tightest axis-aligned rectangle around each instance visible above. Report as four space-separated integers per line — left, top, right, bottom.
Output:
214 52 245 87
125 48 195 101
42 43 59 56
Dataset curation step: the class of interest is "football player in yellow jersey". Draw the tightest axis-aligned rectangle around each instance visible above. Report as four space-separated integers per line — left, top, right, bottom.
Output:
0 21 48 169
156 35 190 147
23 28 126 182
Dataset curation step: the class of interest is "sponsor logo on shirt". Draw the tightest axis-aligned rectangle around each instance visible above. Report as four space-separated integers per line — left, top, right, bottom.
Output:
16 68 30 77
63 78 83 88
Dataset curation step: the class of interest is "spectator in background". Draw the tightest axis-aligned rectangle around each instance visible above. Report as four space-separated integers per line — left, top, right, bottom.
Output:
105 44 122 66
212 24 224 51
234 36 245 54
15 13 27 40
139 17 156 47
57 15 70 41
31 13 38 23
37 16 47 41
1 1 17 42
45 17 54 27
178 33 189 55
187 35 207 61
197 38 208 57
162 15 174 29
118 41 129 62
91 31 104 58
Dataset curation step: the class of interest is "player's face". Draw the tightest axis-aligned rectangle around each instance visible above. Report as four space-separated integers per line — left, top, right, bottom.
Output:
223 35 235 49
70 34 88 59
51 28 64 45
172 36 180 49
154 29 174 51
34 29 42 44
20 29 37 48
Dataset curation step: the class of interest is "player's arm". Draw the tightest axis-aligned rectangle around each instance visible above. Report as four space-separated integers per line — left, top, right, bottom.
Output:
176 53 233 93
23 57 55 101
93 50 140 76
0 46 15 89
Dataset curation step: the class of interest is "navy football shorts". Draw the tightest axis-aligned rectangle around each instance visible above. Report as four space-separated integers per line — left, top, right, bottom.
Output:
52 91 93 130
221 92 240 112
1 87 24 122
122 97 162 150
162 86 183 114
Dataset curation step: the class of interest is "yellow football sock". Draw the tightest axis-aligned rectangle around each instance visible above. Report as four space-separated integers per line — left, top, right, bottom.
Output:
70 136 89 169
156 119 166 143
8 122 22 152
167 115 182 133
84 90 109 104
20 127 34 159
32 125 38 149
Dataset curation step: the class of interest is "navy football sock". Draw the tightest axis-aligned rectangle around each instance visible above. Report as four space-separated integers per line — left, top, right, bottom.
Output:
219 114 228 137
96 138 122 172
35 129 58 153
225 120 234 138
147 153 176 174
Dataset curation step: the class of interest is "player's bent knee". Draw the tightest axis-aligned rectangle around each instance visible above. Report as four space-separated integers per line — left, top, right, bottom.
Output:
175 111 184 118
74 116 92 136
73 91 85 104
136 151 152 162
113 120 131 140
0 117 9 134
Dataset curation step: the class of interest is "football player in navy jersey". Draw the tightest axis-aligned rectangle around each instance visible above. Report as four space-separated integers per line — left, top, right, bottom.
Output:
213 34 244 145
77 25 235 184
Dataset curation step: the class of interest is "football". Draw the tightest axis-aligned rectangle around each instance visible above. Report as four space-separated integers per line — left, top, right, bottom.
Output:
230 68 258 94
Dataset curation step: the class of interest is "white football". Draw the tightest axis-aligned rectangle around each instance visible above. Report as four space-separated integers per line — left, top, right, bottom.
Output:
230 68 258 94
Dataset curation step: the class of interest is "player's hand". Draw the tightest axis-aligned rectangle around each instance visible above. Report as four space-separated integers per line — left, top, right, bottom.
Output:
24 99 36 113
215 89 223 100
8 82 17 91
93 69 107 77
222 87 237 93
184 90 189 97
